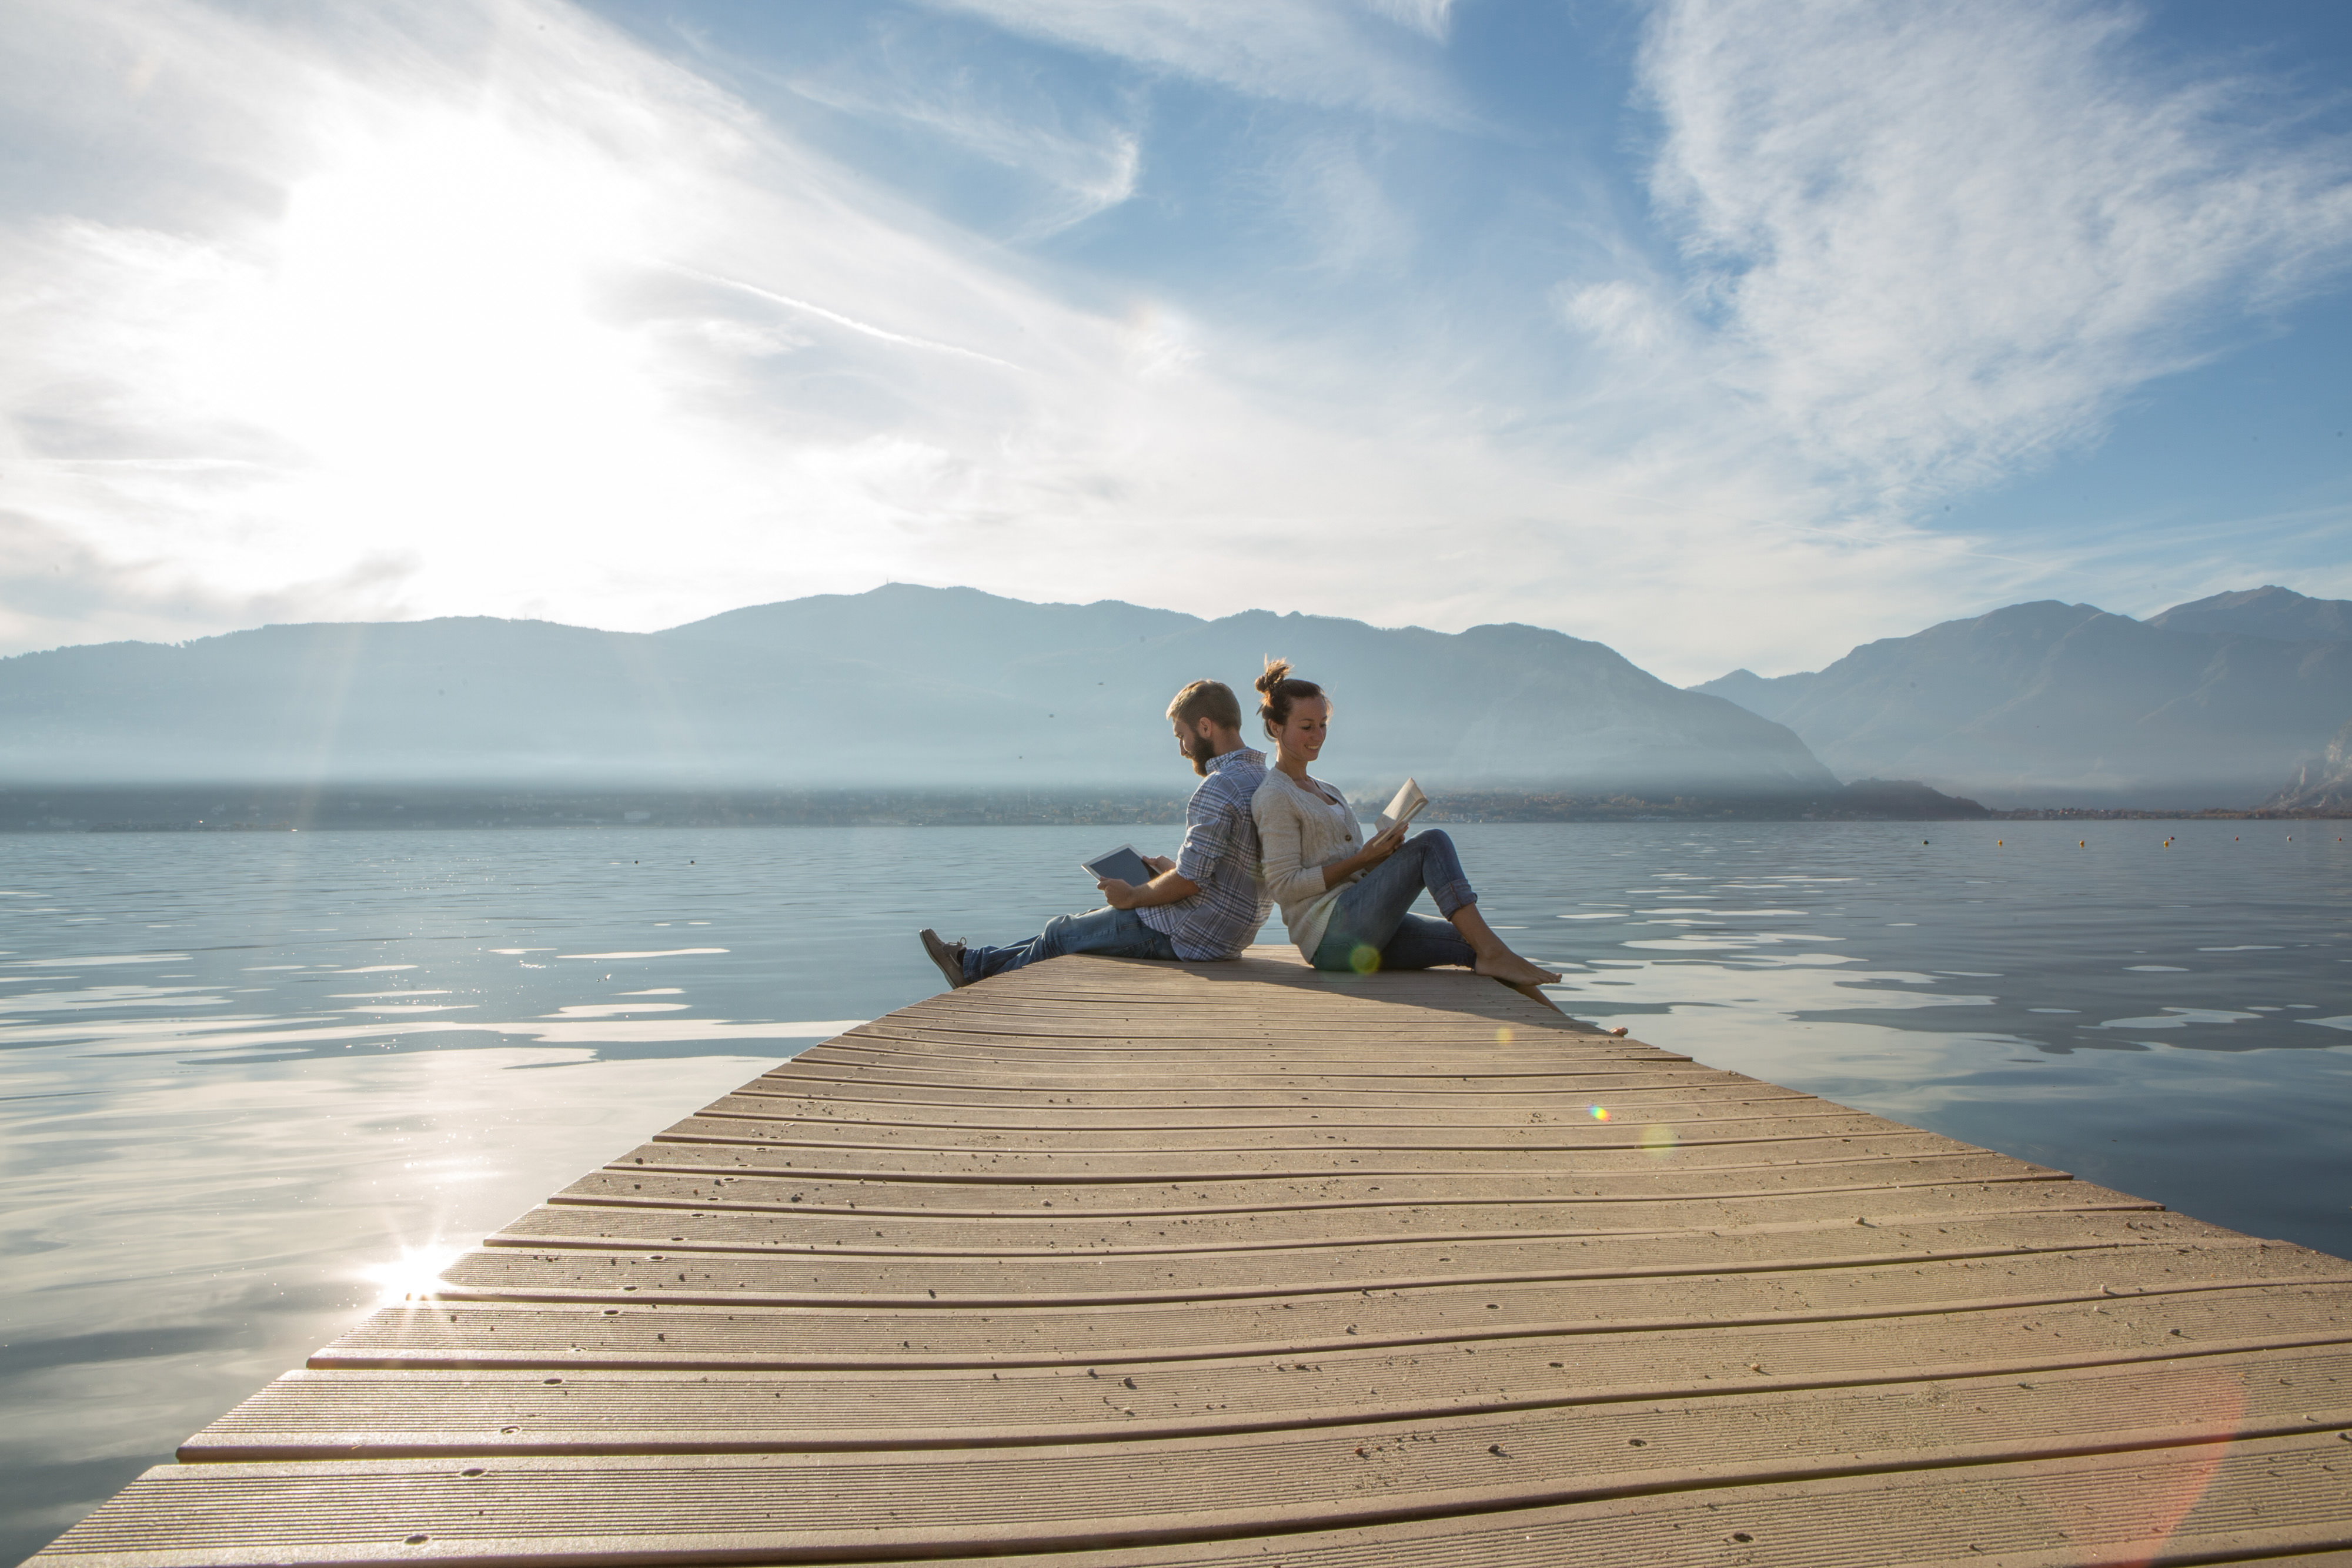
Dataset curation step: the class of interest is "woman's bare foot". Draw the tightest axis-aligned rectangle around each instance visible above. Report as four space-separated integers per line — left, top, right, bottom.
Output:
1475 950 1561 987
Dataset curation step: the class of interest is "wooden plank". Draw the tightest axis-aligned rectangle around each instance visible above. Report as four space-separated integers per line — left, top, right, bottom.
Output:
191 1291 2352 1456
324 1235 2346 1371
45 1417 2352 1564
699 1091 1843 1126
36 951 2352 1567
309 1275 2352 1373
487 1180 2146 1256
603 1134 1981 1182
655 1114 1967 1153
711 1089 1818 1123
440 1205 2251 1312
645 1122 1977 1168
552 1150 2067 1212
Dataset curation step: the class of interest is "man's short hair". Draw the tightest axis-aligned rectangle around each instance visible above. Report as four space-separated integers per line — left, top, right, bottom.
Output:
1167 679 1242 733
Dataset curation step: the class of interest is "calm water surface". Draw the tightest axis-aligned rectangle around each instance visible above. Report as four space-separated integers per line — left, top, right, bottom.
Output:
3 820 2347 1557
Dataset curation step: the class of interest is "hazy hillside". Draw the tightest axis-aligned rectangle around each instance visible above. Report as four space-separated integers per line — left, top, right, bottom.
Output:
1693 589 2352 807
0 586 1835 796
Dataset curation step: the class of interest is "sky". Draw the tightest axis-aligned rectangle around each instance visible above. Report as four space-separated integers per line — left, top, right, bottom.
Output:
2 0 2350 684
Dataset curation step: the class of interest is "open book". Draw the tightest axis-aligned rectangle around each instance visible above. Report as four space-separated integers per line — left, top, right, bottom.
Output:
1374 777 1429 834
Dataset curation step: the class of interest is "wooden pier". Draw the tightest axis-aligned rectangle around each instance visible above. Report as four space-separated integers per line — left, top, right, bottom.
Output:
34 951 2352 1566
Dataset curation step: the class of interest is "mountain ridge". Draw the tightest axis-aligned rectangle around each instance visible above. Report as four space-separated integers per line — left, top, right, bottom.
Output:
1692 587 2352 808
2146 584 2352 643
0 585 1837 797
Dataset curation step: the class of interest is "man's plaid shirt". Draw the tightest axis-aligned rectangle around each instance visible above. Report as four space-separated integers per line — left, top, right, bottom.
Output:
1138 745 1272 960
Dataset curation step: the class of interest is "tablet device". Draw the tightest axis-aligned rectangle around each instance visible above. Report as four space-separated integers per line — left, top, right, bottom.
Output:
1082 844 1156 886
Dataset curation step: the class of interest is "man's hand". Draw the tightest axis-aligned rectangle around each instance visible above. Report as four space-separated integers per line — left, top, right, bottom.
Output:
1097 877 1141 910
1143 854 1176 875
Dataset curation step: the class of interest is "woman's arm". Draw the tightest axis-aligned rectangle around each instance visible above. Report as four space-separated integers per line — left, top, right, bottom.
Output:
1252 786 1334 906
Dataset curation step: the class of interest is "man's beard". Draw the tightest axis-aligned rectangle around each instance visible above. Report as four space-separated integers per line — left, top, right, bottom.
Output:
1182 731 1217 776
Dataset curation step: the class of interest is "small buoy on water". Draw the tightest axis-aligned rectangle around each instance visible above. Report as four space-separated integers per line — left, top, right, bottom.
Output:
2079 840 2086 847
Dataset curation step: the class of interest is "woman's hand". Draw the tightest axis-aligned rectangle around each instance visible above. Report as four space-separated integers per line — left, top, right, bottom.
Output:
1325 822 1407 888
1359 820 1409 867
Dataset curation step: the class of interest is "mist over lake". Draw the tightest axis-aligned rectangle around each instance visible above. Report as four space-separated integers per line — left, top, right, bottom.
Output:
4 819 2347 1560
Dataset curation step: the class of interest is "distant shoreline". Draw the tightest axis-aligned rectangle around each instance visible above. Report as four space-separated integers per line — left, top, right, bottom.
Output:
8 783 2344 833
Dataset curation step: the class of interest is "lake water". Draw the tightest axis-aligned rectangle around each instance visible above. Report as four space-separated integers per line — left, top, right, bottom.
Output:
4 820 2348 1559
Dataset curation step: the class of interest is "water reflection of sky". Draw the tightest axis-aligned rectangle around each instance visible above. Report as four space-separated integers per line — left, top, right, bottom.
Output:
2 819 2347 1559
1456 820 2350 1286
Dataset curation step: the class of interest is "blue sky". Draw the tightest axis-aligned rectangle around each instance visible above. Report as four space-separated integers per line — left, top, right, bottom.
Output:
2 0 2348 683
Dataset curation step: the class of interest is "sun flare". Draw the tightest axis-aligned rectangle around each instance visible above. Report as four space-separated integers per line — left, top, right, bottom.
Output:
358 1242 466 1305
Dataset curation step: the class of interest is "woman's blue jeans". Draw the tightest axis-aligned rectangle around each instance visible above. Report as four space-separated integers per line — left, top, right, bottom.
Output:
1309 830 1478 972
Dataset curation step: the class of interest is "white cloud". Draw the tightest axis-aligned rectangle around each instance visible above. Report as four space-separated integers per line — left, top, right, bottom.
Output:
1264 133 1414 275
918 0 1460 119
0 508 415 654
779 48 1143 239
1357 0 1459 41
1635 0 2352 506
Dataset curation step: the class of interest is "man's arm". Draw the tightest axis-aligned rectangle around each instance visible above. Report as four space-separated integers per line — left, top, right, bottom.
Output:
1098 868 1199 910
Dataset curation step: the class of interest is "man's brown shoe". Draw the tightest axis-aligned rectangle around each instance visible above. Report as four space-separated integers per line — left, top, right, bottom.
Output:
918 928 970 990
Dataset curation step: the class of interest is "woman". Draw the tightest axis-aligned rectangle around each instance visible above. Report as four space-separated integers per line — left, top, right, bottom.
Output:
1250 660 1561 987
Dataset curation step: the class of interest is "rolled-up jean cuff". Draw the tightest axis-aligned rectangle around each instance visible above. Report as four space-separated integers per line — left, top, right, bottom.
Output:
1431 880 1474 919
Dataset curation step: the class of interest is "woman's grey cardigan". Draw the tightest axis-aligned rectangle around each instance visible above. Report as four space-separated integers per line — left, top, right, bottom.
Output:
1251 766 1368 959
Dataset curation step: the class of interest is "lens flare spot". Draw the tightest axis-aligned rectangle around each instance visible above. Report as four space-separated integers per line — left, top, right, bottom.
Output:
1495 1027 1515 1045
1349 943 1381 975
1641 1124 1678 1157
2030 1365 2244 1558
1588 1104 1609 1121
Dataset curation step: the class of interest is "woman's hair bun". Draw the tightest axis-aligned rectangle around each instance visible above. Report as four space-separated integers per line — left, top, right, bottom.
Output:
1255 657 1324 738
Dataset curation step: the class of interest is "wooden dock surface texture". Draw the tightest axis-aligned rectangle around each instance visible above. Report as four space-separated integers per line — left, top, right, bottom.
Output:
34 950 2352 1567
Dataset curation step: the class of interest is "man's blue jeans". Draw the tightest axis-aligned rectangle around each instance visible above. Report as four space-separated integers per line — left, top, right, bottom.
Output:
1310 829 1478 973
963 905 1180 982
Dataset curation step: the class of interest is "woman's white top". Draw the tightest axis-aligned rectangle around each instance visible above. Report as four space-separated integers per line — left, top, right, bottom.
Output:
1251 767 1368 959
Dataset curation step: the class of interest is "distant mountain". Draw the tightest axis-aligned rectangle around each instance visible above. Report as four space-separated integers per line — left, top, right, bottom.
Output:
1692 597 2352 808
0 586 1836 796
2146 585 2352 644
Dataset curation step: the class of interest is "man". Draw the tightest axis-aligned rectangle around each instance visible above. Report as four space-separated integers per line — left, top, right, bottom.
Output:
918 679 1270 988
